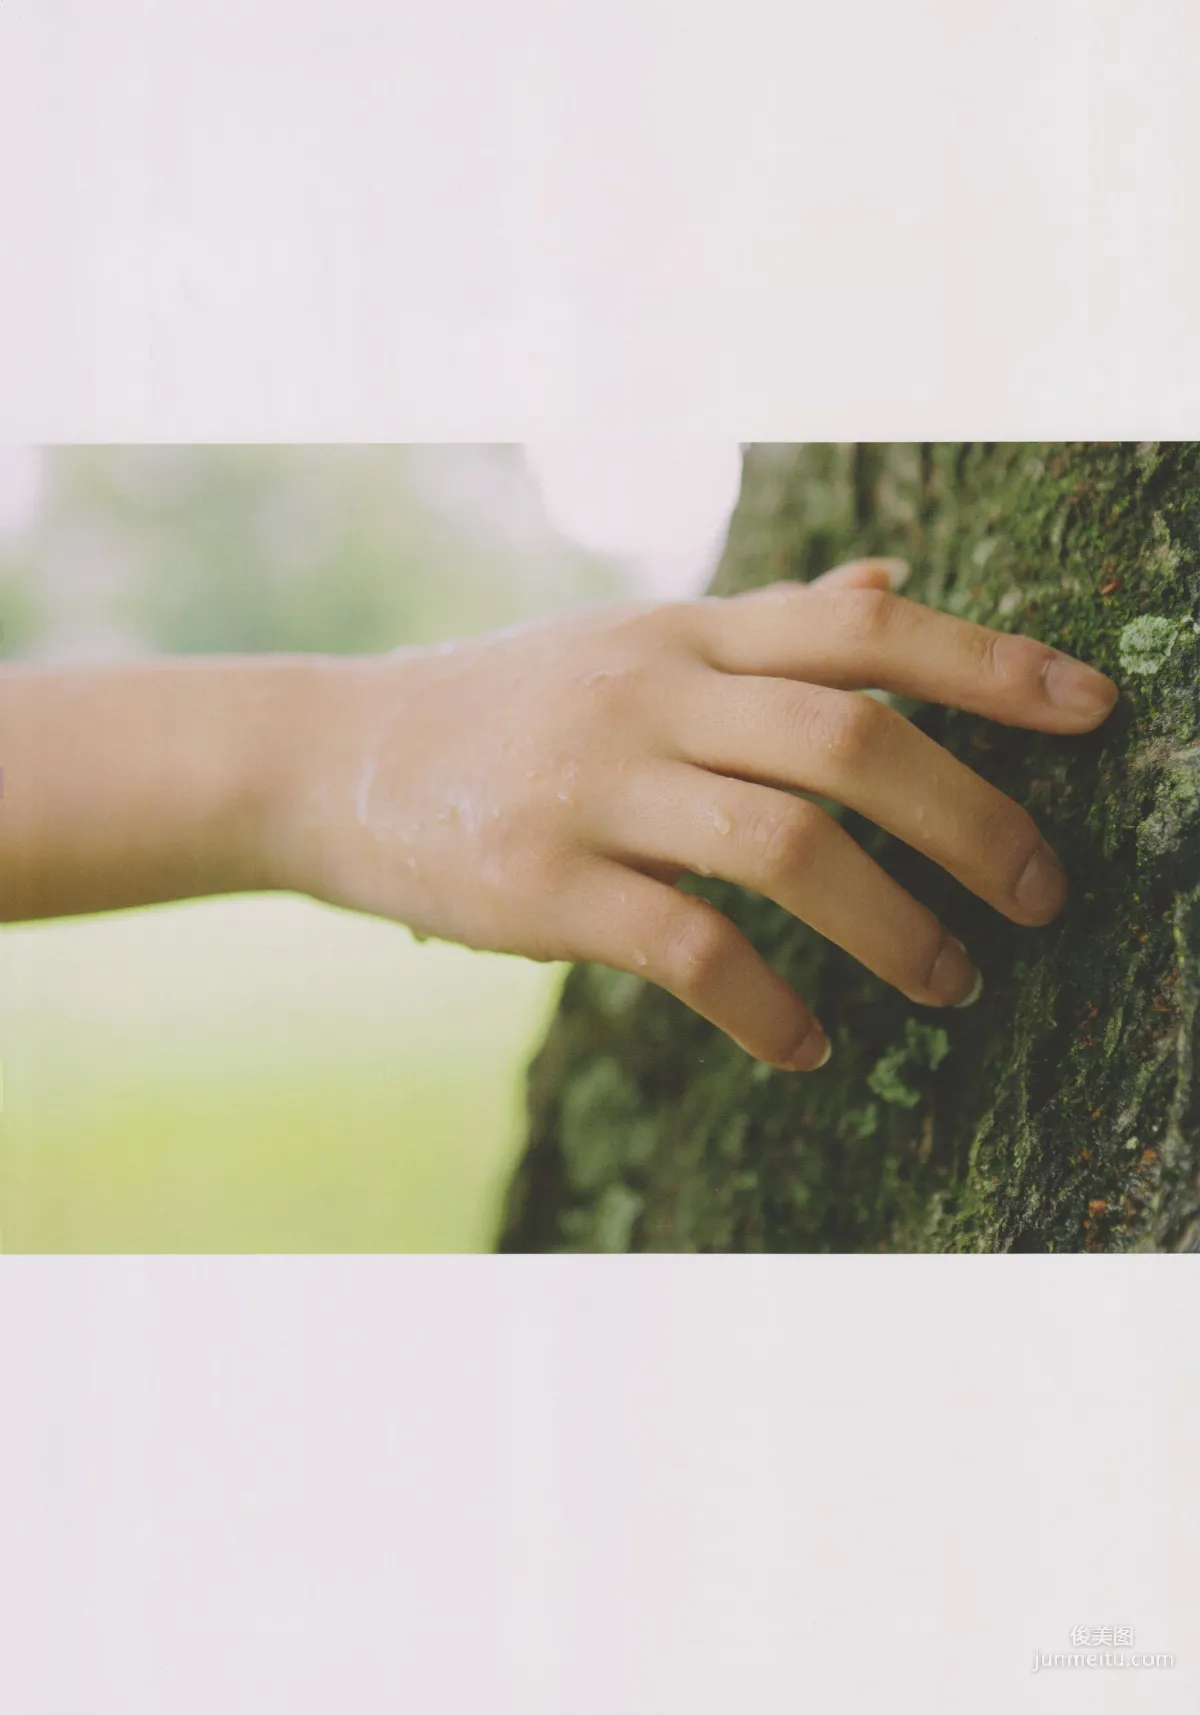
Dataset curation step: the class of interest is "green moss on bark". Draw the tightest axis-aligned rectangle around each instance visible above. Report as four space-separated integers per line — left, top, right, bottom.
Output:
498 443 1200 1254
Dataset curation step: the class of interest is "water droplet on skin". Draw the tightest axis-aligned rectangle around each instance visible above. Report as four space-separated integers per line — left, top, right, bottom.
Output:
581 669 615 689
712 808 733 836
355 755 381 829
405 856 420 873
526 768 543 782
432 786 488 835
617 889 627 904
632 949 648 968
489 805 501 820
555 788 578 807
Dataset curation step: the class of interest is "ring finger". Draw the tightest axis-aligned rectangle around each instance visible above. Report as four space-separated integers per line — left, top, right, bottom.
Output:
602 761 982 1007
672 673 1067 926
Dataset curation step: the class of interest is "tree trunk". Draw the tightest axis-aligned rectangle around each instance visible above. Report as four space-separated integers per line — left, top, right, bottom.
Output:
498 443 1200 1254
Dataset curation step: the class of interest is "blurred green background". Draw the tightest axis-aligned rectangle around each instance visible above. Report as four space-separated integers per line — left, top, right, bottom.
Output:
0 445 638 1252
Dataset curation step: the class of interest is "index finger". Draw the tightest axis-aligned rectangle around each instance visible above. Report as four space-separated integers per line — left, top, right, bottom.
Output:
689 582 1119 734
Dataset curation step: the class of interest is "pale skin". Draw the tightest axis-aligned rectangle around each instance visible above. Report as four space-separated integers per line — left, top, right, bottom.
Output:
0 558 1119 1070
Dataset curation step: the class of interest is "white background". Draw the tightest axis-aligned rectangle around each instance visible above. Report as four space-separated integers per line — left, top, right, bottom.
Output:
2 2 1200 1710
1 1261 1196 1712
2 0 1198 440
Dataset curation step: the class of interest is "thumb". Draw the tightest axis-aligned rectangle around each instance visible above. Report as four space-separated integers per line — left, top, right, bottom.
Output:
807 556 910 593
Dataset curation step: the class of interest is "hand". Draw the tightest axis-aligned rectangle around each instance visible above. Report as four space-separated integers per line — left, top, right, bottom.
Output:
281 559 1119 1071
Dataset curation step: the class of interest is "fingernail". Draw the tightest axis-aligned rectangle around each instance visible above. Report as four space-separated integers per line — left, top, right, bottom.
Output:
927 937 982 1007
953 961 984 1008
783 1024 831 1071
1015 839 1068 920
879 558 911 591
1042 655 1119 721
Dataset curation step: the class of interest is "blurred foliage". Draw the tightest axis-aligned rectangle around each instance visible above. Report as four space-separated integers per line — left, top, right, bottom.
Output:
0 568 44 656
0 896 566 1254
0 444 624 1252
0 444 628 659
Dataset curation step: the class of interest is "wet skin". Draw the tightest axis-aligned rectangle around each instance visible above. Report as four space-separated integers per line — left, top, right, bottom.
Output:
284 558 1120 1071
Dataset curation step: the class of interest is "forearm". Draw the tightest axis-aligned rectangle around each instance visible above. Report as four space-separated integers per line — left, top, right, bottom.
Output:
0 654 322 922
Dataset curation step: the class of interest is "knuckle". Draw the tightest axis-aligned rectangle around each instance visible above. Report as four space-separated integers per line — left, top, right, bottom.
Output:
658 903 737 999
524 843 570 895
824 585 897 644
965 627 1051 700
744 797 825 883
486 811 565 891
576 661 645 717
965 627 1007 684
627 600 688 654
810 692 883 769
776 682 826 750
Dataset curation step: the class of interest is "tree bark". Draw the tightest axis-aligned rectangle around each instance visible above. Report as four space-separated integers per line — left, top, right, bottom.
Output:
498 443 1200 1253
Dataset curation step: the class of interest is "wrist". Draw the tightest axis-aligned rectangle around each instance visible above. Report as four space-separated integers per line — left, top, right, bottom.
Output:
256 646 438 916
247 654 349 897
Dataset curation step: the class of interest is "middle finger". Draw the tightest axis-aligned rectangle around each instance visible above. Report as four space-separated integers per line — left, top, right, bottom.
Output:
675 672 1068 925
